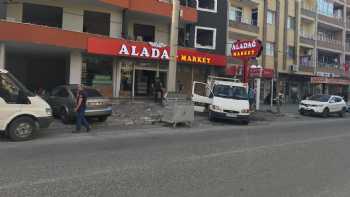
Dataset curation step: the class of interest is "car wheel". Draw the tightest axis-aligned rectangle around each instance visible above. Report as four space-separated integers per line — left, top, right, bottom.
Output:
241 119 250 125
60 108 70 124
8 117 36 141
98 116 108 122
299 109 305 116
339 108 347 117
322 108 329 118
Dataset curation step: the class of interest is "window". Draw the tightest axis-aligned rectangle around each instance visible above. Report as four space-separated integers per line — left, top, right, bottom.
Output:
22 3 63 28
287 16 295 29
195 26 216 50
252 8 258 26
287 46 295 59
267 10 275 25
0 74 20 103
83 11 111 36
133 24 155 42
229 6 243 22
197 0 217 13
265 42 274 56
335 97 343 103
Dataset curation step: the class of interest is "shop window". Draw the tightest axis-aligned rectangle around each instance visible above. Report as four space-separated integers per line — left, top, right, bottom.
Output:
197 0 217 13
83 11 111 36
133 24 155 42
82 55 113 97
22 3 63 28
195 26 216 50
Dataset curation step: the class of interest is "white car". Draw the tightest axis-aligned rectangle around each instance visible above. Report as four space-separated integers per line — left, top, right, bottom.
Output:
299 95 347 117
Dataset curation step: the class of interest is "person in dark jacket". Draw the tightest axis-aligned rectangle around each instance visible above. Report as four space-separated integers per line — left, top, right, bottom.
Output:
74 84 90 133
154 77 164 103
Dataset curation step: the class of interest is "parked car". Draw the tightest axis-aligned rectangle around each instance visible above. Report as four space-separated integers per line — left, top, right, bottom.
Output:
47 85 112 124
0 69 53 141
299 95 347 117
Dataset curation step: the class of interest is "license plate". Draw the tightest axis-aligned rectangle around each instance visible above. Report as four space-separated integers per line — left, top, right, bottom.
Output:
226 113 237 118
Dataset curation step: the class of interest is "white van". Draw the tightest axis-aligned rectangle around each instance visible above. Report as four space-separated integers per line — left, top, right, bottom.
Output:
192 76 251 124
0 69 53 141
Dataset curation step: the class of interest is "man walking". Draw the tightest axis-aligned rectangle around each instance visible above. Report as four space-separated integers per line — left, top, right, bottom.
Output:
154 77 164 103
74 84 90 133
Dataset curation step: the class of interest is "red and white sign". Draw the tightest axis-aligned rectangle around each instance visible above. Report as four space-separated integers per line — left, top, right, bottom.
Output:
311 77 350 85
87 37 227 67
250 68 274 78
231 40 263 60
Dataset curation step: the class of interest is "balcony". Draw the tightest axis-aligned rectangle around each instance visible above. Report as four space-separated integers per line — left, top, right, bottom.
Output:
317 39 343 51
318 14 344 28
229 18 259 34
299 31 315 46
299 59 315 73
318 63 344 75
346 42 350 52
301 3 316 18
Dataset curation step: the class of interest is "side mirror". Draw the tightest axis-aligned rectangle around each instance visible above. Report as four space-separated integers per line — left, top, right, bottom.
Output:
329 100 335 104
209 92 214 98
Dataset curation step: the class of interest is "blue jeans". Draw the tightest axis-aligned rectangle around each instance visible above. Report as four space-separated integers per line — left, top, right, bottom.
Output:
76 107 89 131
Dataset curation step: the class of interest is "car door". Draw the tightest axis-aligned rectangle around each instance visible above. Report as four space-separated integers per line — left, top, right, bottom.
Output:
328 97 337 112
192 81 213 112
335 96 344 112
49 87 71 115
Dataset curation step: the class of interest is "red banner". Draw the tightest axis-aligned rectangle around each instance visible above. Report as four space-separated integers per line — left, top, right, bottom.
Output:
231 40 263 60
87 37 227 67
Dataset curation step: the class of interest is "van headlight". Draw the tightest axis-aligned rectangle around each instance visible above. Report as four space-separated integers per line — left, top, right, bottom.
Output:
46 108 52 115
241 109 250 113
211 105 223 112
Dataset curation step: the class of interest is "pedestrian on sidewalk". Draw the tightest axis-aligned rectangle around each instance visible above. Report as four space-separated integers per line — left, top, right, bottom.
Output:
74 84 90 133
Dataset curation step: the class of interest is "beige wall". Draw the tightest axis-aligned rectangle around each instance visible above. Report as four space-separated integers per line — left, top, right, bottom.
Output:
7 0 123 37
6 3 23 22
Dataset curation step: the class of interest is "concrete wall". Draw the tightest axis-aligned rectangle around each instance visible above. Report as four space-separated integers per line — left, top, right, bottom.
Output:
69 51 82 85
62 7 83 32
6 3 23 22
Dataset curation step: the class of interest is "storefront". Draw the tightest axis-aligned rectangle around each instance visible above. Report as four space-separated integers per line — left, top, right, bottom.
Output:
87 37 227 98
279 73 312 104
311 77 350 101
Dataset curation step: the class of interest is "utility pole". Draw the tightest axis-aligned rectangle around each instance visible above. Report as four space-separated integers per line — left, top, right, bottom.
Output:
167 0 180 92
274 0 281 113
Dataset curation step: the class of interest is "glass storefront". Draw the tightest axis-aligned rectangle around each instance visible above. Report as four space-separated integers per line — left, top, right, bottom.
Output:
82 55 113 97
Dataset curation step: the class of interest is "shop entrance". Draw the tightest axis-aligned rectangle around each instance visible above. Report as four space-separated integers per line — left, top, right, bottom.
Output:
135 70 167 96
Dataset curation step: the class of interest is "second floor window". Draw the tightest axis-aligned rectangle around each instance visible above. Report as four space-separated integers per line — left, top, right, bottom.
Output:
229 6 243 22
287 46 295 59
197 0 217 13
195 26 216 50
267 10 275 25
22 3 63 28
287 17 295 30
83 11 111 36
265 42 274 56
133 24 155 42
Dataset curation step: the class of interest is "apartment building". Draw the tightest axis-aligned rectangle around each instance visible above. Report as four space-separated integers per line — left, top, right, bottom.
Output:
228 0 350 103
0 0 227 98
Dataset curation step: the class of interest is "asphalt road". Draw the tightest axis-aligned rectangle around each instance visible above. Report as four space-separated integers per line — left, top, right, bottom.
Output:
1 117 350 197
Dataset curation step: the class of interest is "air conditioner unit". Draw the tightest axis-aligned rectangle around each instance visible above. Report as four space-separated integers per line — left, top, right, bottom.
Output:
290 64 299 72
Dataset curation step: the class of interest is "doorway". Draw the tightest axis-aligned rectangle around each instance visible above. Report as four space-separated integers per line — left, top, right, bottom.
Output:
135 70 167 97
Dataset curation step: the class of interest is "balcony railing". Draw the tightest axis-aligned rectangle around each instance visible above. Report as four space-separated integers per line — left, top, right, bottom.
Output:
229 17 259 34
318 14 344 27
317 38 343 51
299 31 316 45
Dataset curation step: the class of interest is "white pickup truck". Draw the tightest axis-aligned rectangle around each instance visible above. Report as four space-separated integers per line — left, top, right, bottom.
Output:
192 76 251 124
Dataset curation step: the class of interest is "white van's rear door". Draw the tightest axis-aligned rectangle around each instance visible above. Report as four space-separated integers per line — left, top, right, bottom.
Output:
192 81 212 112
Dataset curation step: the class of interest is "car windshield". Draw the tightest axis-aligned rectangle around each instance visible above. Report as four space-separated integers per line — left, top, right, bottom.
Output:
213 84 248 100
71 88 103 98
1 73 34 97
308 95 331 102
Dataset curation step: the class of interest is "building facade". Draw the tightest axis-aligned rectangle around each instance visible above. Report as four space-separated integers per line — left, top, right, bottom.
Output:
0 0 227 98
228 0 350 103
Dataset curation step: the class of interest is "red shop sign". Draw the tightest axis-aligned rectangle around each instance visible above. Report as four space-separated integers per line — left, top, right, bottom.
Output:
231 40 263 60
87 37 227 67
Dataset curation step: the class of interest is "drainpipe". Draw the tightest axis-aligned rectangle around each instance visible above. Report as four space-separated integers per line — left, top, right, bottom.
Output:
274 0 281 113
